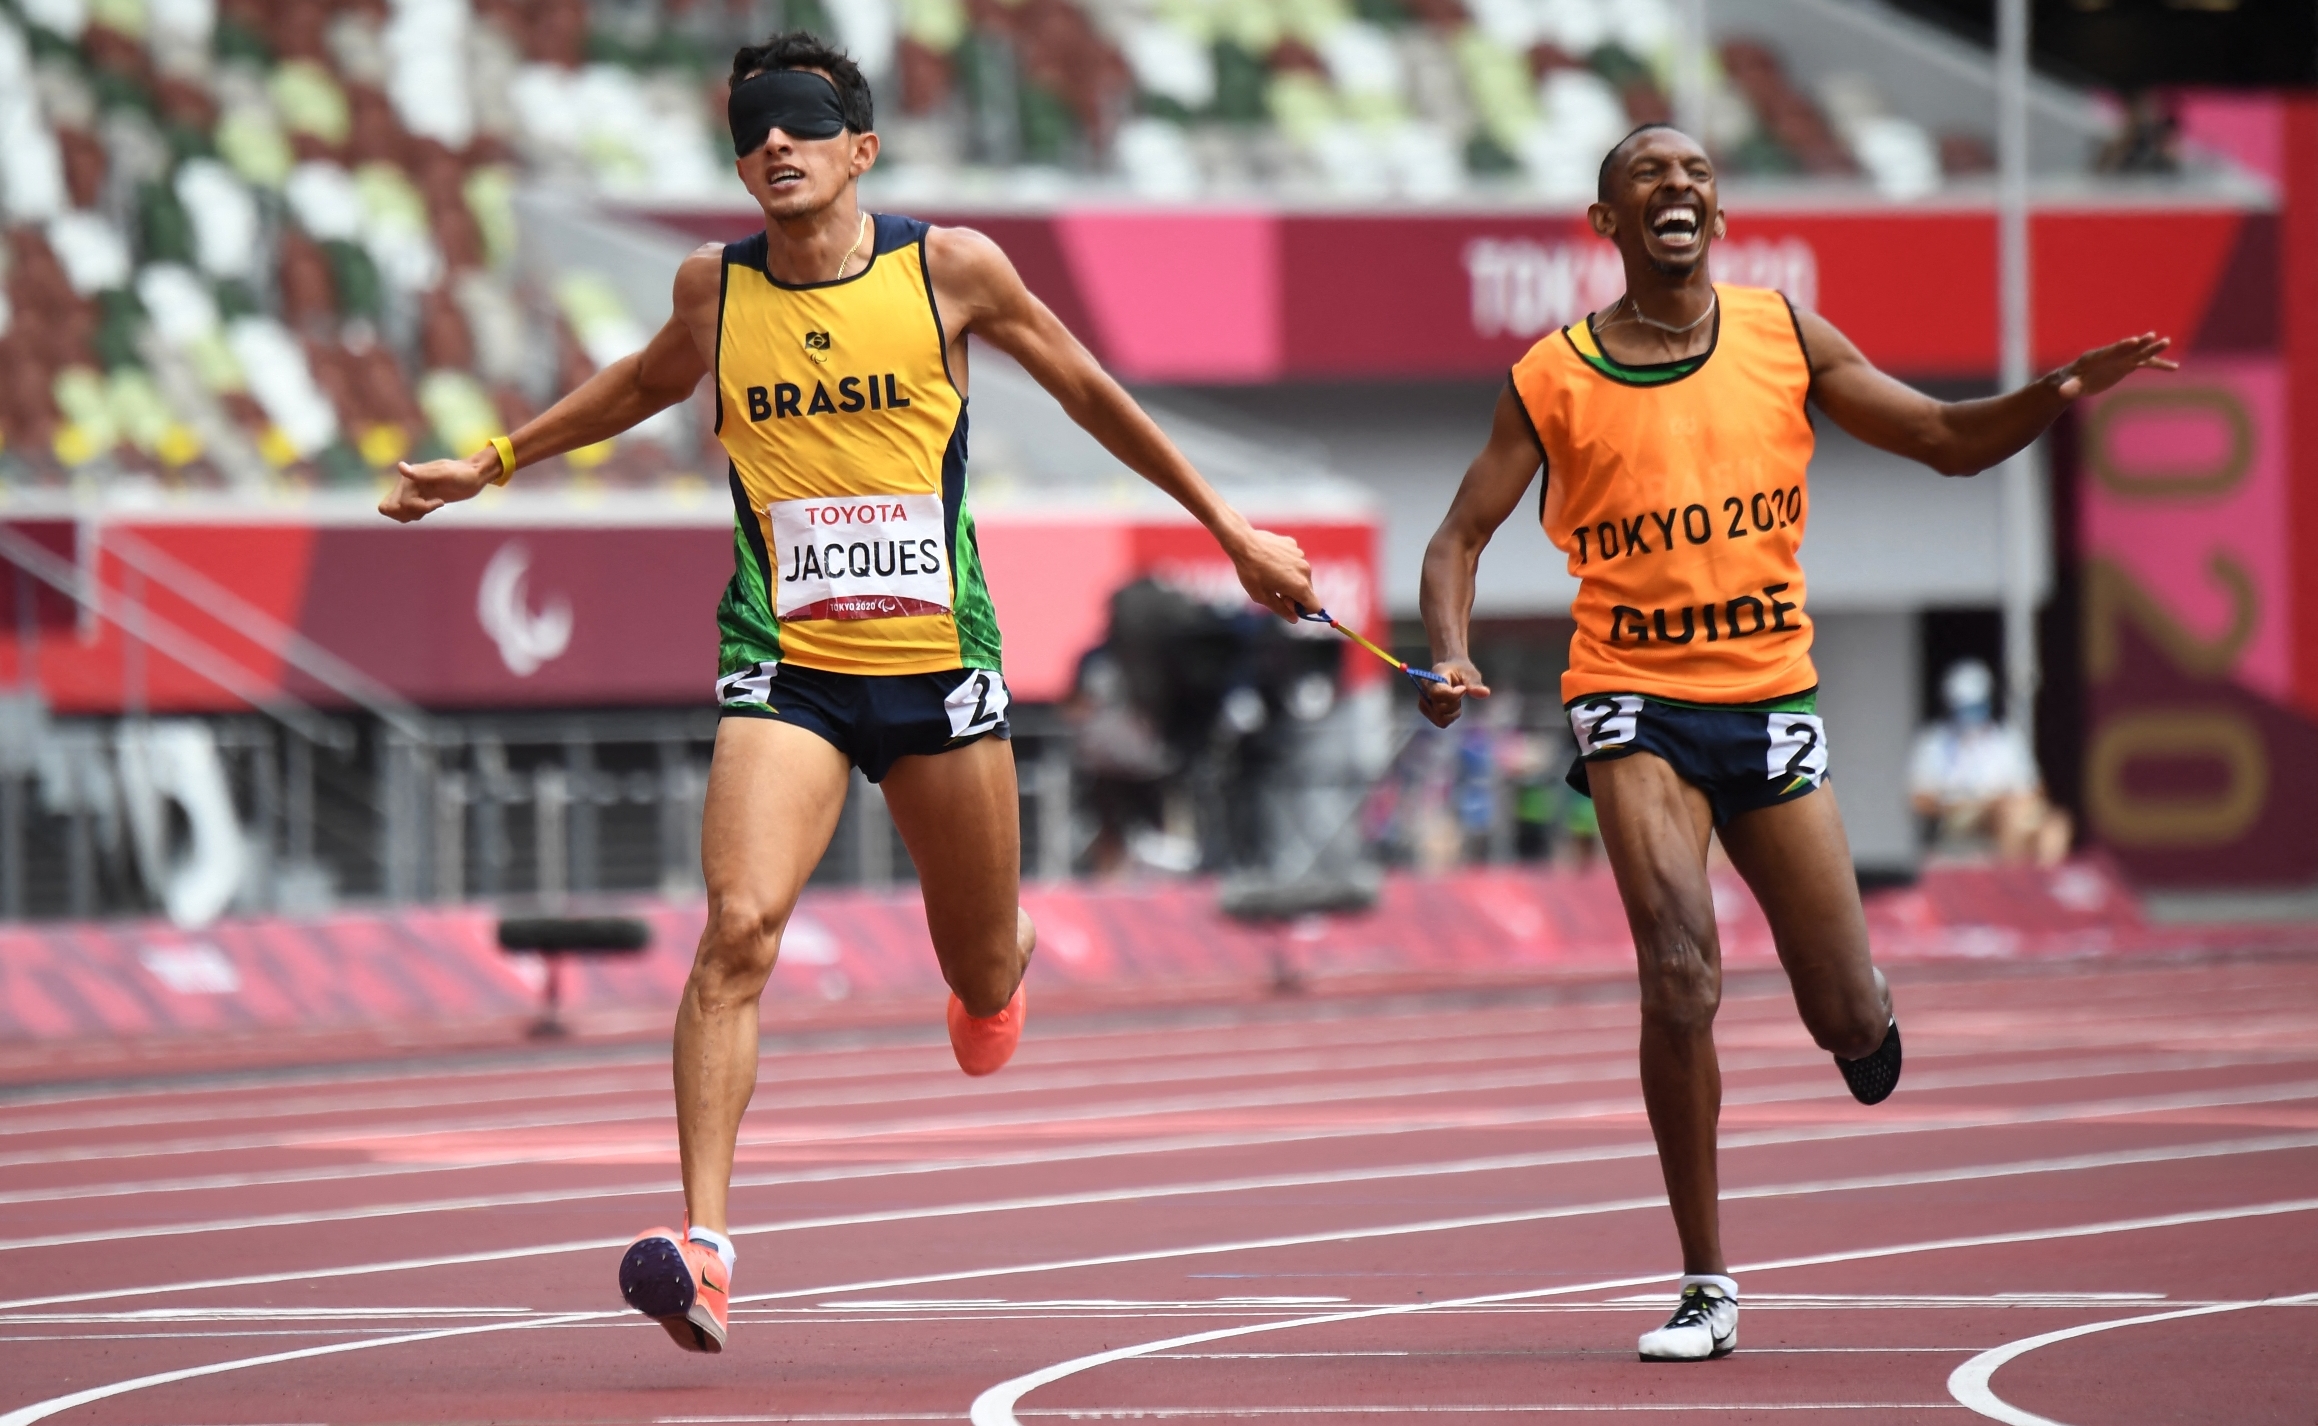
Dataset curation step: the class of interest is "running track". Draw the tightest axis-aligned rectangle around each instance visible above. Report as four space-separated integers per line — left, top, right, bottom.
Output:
1 956 2313 1424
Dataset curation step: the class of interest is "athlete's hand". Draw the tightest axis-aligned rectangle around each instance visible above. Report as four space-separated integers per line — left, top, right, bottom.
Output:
1418 658 1490 729
379 449 500 524
2055 333 2175 401
1228 527 1318 622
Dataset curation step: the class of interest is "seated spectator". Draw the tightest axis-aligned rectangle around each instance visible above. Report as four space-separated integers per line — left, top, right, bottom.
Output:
1908 659 2071 866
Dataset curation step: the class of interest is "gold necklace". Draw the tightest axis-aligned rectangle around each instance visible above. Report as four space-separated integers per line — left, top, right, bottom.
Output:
834 213 868 280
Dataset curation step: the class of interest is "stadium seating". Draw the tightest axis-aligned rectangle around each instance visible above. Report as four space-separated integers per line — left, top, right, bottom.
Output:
0 0 2122 491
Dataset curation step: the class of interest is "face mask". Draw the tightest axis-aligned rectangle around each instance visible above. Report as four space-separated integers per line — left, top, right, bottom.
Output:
728 69 849 156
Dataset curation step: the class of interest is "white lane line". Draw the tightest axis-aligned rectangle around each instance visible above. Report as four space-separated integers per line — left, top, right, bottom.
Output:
0 1053 667 1115
1945 1291 2318 1425
13 1038 2262 1214
0 1311 620 1426
1142 1349 1986 1358
1016 1407 1964 1416
0 1026 1681 1163
11 1040 2287 1209
9 1006 2299 1173
966 1197 2318 1425
0 1072 670 1140
725 1143 2318 1311
5 1063 2313 1254
0 1331 528 1342
660 1413 1958 1423
9 1307 536 1320
677 1410 1965 1419
0 1052 1704 1171
0 1000 1648 1118
0 961 2286 1118
1 1156 2305 1426
658 1417 978 1423
4 1126 2299 1326
0 1091 1827 1309
0 1029 1682 1198
9 1019 2301 1171
0 1023 1594 1142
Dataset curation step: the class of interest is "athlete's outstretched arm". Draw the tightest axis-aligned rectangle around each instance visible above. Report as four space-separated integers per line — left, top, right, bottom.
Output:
378 247 723 524
1795 307 2173 478
1415 385 1544 729
925 227 1316 620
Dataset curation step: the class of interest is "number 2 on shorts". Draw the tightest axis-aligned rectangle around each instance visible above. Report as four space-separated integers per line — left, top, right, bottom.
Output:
1766 713 1829 788
1570 695 1642 756
944 669 1011 738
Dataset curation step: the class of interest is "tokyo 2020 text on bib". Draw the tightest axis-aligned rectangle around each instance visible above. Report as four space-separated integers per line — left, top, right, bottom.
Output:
1511 284 1816 706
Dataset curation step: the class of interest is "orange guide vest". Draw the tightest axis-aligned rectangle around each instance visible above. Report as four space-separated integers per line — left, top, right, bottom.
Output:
1511 284 1818 705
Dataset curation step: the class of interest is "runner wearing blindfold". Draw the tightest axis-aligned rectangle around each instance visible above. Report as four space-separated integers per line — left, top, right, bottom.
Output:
378 31 1318 1356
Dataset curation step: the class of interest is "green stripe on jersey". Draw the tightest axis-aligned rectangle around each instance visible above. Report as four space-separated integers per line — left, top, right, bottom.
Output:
1568 688 1819 715
948 506 1004 671
1575 348 1707 383
715 511 782 684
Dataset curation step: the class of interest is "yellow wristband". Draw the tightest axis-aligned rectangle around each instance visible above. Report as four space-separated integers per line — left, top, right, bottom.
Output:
488 435 516 486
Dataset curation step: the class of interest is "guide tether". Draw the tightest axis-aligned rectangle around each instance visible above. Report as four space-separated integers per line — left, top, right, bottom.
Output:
1295 604 1447 691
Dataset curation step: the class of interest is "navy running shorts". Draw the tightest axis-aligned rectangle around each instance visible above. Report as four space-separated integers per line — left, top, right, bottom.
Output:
1564 689 1829 825
716 663 1011 782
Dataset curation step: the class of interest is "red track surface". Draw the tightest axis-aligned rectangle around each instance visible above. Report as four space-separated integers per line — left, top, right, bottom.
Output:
1 955 2313 1425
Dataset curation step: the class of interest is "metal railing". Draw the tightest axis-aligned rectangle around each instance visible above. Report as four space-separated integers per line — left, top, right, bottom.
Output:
0 526 1592 924
0 699 1090 922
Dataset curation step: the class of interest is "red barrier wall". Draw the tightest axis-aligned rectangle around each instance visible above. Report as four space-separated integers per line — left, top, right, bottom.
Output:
0 505 1381 713
646 203 2263 383
1 859 2297 1048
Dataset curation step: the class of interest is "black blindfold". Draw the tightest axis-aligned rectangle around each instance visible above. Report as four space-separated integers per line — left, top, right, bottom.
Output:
729 69 849 155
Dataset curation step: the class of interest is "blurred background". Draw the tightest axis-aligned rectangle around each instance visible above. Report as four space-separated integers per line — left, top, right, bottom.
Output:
0 0 2312 1043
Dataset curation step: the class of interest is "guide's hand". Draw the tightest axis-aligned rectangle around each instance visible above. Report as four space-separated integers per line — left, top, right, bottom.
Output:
379 450 500 524
1418 658 1490 729
2056 333 2175 401
1230 528 1318 622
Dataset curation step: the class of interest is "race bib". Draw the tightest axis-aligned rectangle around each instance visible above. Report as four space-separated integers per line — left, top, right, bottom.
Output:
769 494 951 622
1766 712 1830 787
1569 695 1642 756
945 668 1010 738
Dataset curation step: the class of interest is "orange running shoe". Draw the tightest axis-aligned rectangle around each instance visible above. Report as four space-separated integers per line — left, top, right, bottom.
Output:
947 980 1026 1077
617 1226 728 1352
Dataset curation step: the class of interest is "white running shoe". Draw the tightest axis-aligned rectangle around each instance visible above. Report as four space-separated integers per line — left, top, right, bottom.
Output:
1637 1276 1738 1361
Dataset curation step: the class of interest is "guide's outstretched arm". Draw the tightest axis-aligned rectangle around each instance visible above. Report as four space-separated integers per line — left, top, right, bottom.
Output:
1417 384 1545 730
927 226 1317 620
1795 307 2173 479
378 247 722 524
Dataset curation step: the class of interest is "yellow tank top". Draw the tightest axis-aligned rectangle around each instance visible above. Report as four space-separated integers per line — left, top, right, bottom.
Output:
1511 284 1817 704
713 214 1001 677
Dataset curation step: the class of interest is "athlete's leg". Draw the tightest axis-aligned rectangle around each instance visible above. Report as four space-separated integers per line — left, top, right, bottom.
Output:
1588 751 1726 1276
881 735 1034 1015
676 717 850 1234
1716 785 1890 1060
